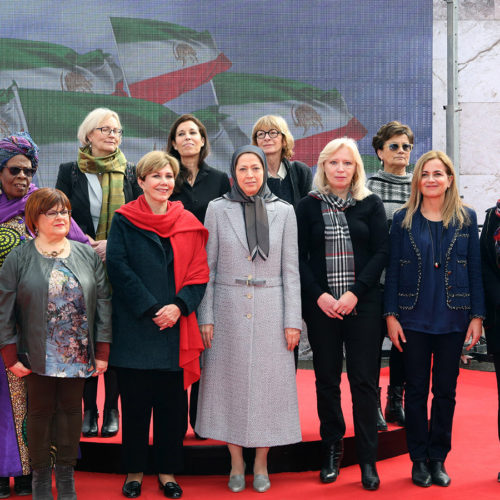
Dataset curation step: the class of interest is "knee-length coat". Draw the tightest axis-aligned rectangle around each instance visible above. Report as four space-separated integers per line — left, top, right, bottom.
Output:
195 197 302 447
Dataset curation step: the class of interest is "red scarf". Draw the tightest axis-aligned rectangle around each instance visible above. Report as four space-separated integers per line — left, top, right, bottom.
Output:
117 195 209 388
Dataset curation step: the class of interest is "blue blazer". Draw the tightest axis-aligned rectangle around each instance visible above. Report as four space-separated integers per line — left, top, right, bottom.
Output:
384 207 485 318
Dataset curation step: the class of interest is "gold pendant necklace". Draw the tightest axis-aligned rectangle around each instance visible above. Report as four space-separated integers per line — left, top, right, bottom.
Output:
36 240 67 258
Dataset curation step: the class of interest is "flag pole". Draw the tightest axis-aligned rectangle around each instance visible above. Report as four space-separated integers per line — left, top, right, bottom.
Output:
110 21 132 98
10 81 29 131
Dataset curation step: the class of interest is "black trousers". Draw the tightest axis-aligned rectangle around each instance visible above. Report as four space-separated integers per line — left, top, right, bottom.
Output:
26 374 85 469
83 366 119 412
403 330 465 462
492 354 500 441
116 368 184 474
304 300 380 463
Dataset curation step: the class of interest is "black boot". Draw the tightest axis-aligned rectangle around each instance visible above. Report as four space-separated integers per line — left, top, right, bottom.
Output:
101 409 120 437
429 461 451 487
376 387 387 431
14 474 32 496
55 465 76 500
81 409 98 437
32 467 54 500
411 461 432 487
385 385 405 426
319 440 343 483
0 477 10 499
360 463 380 490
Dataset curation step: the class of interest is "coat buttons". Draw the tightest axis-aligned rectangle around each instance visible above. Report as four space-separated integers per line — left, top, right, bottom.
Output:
246 313 252 319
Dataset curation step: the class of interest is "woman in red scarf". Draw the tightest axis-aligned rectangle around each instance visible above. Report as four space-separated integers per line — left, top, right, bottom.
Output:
106 150 209 499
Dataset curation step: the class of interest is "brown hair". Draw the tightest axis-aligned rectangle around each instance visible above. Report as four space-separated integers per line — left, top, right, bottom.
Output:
372 121 414 159
136 150 179 180
402 150 469 229
166 114 209 193
25 188 71 234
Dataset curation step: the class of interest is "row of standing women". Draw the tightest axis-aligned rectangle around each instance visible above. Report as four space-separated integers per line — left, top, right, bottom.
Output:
0 110 496 499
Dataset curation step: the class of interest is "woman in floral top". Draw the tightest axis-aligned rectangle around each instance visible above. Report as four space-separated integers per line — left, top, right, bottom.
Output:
0 188 111 500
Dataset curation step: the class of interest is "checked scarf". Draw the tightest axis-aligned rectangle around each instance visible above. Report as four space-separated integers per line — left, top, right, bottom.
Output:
309 190 356 299
77 145 127 240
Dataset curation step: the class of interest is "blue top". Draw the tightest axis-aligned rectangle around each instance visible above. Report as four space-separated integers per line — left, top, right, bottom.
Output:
401 218 469 334
384 207 486 325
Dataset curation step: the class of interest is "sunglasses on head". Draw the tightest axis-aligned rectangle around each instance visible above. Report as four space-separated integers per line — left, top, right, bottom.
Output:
387 143 413 152
4 166 37 177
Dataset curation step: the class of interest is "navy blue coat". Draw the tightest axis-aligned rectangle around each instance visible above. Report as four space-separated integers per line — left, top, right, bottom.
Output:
106 213 205 370
384 207 485 319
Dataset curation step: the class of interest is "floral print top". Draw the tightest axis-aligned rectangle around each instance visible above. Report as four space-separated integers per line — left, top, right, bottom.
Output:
44 259 91 378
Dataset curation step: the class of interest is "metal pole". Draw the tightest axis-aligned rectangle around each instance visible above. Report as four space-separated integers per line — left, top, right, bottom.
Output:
446 0 460 187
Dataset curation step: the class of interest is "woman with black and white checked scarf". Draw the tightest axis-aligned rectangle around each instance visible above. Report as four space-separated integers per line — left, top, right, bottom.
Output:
297 138 389 491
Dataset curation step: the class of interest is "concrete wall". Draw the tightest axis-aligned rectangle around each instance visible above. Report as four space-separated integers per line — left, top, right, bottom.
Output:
433 0 500 220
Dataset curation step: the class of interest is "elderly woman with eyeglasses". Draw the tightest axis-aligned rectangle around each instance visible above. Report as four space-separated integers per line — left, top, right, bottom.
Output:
366 121 415 432
251 115 312 209
0 132 88 499
56 108 141 440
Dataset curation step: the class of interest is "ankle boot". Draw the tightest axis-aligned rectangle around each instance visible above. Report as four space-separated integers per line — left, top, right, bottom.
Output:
319 440 344 483
360 463 380 490
376 387 388 431
0 477 10 499
32 467 54 500
14 473 32 496
54 465 76 500
81 409 98 437
101 409 120 437
385 385 405 426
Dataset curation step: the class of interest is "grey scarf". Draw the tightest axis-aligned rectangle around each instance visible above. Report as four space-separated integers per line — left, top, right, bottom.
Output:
223 145 278 260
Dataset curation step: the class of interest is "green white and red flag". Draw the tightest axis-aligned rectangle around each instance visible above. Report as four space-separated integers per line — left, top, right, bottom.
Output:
212 73 367 166
16 88 178 187
110 17 231 104
0 38 122 94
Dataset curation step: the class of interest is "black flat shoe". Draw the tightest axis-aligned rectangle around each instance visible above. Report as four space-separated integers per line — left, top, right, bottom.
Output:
0 477 10 499
122 479 141 498
82 409 98 437
360 463 380 491
13 474 32 496
319 440 344 483
158 478 183 499
411 461 432 487
101 409 120 437
429 461 450 487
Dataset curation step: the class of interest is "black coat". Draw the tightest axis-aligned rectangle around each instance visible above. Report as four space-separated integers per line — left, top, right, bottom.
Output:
55 161 142 238
169 162 230 223
281 158 313 209
481 207 500 353
296 193 389 313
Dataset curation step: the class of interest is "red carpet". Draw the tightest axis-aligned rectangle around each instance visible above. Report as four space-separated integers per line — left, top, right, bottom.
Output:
5 368 497 498
81 367 403 446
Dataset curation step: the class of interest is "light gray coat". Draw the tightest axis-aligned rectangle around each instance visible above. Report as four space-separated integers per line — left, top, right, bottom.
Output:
195 197 302 447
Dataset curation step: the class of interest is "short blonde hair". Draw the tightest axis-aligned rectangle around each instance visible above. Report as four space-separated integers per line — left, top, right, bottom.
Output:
77 108 122 146
313 138 371 200
251 115 294 160
136 150 179 180
402 150 469 229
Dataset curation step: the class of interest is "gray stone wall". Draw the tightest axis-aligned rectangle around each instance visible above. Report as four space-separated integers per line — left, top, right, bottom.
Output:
433 0 500 219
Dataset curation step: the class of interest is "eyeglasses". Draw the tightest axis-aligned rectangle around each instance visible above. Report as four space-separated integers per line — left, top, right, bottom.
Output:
41 209 72 219
95 127 123 137
3 166 37 177
255 129 281 140
387 143 413 152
